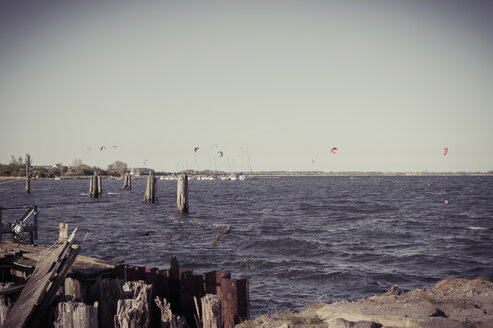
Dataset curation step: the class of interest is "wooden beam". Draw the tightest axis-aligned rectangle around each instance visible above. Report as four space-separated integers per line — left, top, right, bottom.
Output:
3 231 80 328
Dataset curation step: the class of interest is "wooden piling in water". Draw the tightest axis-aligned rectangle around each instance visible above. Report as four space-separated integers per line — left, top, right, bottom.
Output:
123 173 131 190
177 174 189 213
25 154 31 194
144 171 157 203
89 172 102 198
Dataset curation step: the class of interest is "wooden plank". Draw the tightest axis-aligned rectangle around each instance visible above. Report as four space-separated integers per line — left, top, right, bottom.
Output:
3 231 80 328
0 284 25 296
2 241 123 277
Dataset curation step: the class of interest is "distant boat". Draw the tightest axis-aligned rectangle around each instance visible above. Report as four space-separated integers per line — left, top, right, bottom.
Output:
160 175 177 181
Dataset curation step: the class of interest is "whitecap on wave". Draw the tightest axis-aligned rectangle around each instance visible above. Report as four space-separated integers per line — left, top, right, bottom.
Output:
467 226 486 230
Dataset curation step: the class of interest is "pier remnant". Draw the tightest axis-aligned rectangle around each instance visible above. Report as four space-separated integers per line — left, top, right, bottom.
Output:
3 230 80 328
177 174 189 213
201 294 221 328
155 296 186 328
114 281 152 328
25 154 31 194
144 171 157 203
123 173 131 190
59 223 68 243
89 172 102 198
54 301 98 328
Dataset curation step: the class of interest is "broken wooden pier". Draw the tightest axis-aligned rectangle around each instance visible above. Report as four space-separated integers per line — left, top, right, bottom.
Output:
0 233 249 328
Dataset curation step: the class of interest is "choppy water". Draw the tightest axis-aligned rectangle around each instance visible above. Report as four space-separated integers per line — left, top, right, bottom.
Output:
1 176 492 317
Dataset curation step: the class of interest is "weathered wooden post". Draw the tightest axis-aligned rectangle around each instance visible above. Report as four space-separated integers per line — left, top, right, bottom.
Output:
201 294 221 328
177 174 189 213
123 173 131 190
33 205 38 240
59 223 68 243
144 171 157 203
54 301 99 328
155 297 186 328
114 281 152 328
25 154 31 193
89 172 102 198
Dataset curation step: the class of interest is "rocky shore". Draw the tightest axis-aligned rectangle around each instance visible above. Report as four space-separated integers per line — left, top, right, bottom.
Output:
245 277 492 328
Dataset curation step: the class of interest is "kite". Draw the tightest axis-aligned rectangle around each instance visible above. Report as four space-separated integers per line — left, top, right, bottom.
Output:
194 147 199 152
100 146 106 151
330 147 338 154
443 147 448 156
218 151 224 158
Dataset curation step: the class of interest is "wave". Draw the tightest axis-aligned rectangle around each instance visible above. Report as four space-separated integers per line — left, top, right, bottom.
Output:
467 226 486 230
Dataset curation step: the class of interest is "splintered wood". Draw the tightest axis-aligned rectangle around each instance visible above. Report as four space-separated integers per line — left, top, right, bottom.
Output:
2 230 80 328
201 294 221 328
155 296 186 328
114 280 152 328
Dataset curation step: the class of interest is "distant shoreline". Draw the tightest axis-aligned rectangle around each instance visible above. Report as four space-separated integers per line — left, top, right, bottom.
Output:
251 172 493 177
1 172 493 180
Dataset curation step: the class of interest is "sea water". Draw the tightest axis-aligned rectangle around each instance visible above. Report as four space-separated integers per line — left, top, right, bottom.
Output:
1 176 492 317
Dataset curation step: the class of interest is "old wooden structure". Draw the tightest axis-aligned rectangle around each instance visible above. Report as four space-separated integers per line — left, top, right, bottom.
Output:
0 228 249 328
177 174 189 213
123 173 131 190
145 171 158 204
25 154 31 194
89 172 102 198
3 231 80 328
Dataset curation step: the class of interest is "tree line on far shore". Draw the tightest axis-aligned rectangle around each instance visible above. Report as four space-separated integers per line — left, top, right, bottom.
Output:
0 155 129 178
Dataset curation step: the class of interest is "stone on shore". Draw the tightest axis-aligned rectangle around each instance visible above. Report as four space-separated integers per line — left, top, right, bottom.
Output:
243 277 492 328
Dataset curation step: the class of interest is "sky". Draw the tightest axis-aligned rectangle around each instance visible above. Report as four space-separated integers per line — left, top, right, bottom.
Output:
1 0 492 172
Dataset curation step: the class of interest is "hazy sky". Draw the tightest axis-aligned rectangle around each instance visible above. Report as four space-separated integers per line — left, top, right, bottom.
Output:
1 0 492 172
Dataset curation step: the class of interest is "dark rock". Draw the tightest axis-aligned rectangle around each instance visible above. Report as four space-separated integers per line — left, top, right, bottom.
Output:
430 308 448 318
